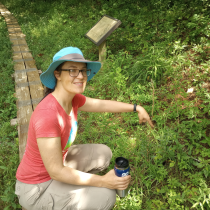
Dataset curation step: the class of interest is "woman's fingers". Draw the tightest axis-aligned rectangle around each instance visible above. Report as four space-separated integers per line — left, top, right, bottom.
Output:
102 170 131 190
139 118 154 128
137 107 154 128
116 185 129 190
116 176 131 184
115 175 131 190
148 119 154 128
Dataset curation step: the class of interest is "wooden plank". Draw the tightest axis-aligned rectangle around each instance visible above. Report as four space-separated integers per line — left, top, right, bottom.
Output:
9 34 17 39
18 109 32 162
2 16 11 19
15 28 22 33
25 60 36 69
4 15 16 19
18 126 28 161
0 10 9 13
14 61 25 71
17 105 33 126
14 32 26 38
27 70 40 82
3 12 12 15
7 21 19 25
10 39 19 45
18 39 27 45
8 27 16 33
20 45 30 52
12 45 21 52
13 53 22 61
4 14 13 17
27 71 44 109
22 52 33 59
10 118 18 126
5 18 17 22
14 72 28 84
30 85 44 110
4 16 16 20
30 84 44 101
13 53 23 61
7 24 20 28
15 86 31 102
15 60 31 104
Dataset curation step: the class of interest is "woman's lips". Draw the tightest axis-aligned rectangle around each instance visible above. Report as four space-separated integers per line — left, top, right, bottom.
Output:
74 82 83 86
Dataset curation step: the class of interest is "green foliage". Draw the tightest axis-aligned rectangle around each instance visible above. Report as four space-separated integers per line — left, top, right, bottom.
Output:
130 45 173 85
0 17 17 141
0 16 19 209
1 0 210 209
0 141 21 210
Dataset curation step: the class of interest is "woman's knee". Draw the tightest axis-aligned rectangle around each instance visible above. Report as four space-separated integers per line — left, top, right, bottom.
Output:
65 144 112 172
93 144 112 162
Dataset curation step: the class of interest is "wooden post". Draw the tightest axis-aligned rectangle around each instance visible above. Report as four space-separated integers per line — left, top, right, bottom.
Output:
99 40 106 63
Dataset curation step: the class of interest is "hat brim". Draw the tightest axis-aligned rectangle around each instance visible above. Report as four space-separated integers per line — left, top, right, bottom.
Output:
40 54 101 89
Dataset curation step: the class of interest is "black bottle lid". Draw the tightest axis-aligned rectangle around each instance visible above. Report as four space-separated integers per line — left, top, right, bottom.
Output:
115 157 129 169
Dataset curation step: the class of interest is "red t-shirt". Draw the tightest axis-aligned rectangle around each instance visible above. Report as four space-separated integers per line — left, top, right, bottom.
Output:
16 93 86 184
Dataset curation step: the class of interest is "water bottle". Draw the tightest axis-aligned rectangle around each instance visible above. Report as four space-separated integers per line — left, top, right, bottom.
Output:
114 157 130 197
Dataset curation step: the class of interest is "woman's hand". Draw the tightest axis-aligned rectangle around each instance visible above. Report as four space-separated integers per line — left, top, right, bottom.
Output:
137 105 154 128
101 169 131 190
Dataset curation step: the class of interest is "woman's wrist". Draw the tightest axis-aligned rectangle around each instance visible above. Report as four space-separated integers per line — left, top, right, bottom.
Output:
89 174 104 188
136 105 144 113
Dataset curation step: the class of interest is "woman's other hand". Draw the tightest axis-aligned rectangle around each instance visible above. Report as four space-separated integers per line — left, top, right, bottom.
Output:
101 169 131 190
136 105 154 128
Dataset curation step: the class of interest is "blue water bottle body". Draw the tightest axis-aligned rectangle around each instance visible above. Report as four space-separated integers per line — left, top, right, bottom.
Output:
114 166 130 177
114 157 130 197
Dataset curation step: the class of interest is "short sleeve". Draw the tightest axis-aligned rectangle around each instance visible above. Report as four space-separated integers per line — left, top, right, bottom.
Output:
32 109 61 138
72 94 86 108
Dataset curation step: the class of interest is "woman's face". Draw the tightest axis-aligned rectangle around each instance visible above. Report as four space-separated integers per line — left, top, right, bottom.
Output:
55 61 88 95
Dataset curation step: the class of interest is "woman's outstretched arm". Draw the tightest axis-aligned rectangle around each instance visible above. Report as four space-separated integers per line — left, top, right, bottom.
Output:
78 97 154 128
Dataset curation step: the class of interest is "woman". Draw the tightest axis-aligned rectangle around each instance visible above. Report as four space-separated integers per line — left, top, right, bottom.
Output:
15 47 154 210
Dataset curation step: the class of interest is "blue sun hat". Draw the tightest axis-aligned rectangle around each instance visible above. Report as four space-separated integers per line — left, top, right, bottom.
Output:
40 47 101 89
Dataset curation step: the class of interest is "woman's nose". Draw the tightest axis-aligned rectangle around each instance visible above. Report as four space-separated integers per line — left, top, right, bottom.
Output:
77 71 84 78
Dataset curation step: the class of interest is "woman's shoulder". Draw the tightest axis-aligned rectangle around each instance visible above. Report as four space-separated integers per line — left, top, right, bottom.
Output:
72 94 86 107
36 94 57 109
31 94 60 122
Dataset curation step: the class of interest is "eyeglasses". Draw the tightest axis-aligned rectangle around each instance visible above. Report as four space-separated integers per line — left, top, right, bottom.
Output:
60 69 91 77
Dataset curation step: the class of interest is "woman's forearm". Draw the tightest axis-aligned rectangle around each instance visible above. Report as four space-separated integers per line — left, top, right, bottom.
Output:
79 97 138 113
51 166 103 187
51 166 131 190
97 100 135 113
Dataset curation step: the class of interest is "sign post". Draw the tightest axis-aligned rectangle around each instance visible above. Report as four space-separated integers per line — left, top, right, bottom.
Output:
85 15 121 63
98 40 106 62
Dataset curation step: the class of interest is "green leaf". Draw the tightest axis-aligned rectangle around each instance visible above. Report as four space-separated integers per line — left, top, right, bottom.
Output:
169 161 175 168
0 166 6 170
